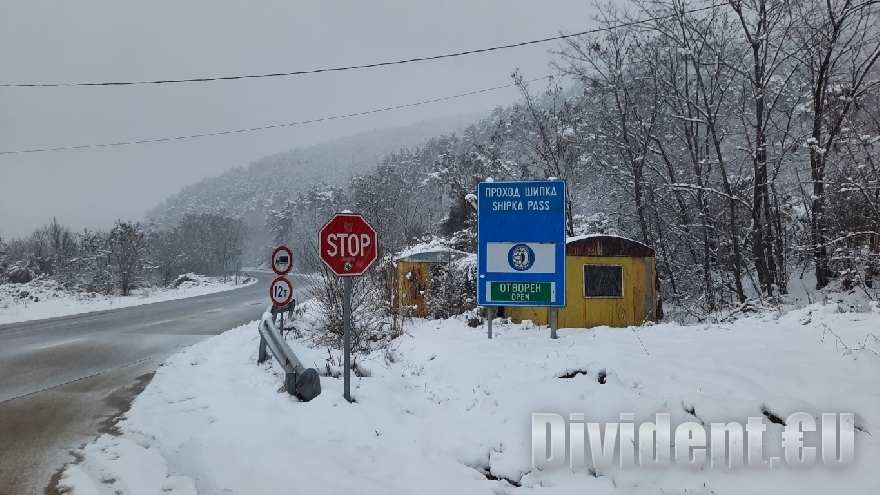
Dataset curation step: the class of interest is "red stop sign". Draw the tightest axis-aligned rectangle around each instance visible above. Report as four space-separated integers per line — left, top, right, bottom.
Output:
319 213 378 276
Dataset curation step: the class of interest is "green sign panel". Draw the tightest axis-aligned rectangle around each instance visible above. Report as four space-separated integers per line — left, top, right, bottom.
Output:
488 281 554 303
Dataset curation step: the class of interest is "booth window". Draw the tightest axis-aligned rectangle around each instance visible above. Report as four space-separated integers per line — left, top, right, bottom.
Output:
583 265 623 298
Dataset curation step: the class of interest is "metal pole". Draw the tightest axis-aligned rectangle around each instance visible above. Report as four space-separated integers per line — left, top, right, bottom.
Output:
258 335 268 363
343 276 352 402
550 307 558 339
487 306 493 339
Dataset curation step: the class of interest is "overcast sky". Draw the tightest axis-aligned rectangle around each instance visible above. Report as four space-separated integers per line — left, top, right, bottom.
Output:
0 0 599 239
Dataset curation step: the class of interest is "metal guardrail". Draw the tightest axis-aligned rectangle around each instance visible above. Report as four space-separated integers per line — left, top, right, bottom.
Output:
258 307 321 401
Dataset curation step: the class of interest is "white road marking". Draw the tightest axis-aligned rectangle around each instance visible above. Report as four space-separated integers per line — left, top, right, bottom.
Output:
142 319 178 327
30 338 86 350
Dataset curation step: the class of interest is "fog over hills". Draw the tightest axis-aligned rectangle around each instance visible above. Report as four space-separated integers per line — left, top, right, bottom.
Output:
145 112 481 228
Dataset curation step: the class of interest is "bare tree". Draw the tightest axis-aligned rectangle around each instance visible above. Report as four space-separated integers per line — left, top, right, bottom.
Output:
792 0 880 288
509 72 582 236
724 0 803 295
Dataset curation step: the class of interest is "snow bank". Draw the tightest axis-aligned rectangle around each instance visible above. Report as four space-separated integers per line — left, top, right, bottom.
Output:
0 274 257 325
58 301 880 494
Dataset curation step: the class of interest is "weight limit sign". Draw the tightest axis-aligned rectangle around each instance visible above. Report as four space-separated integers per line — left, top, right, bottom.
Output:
270 276 294 307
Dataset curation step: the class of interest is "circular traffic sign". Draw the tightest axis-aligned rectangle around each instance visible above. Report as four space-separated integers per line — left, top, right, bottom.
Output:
271 245 293 275
270 276 294 307
318 212 378 277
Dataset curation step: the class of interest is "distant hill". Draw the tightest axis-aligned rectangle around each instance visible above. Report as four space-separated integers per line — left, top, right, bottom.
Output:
145 112 485 263
146 113 480 226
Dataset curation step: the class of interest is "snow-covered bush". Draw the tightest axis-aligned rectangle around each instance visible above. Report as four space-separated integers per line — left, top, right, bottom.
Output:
428 254 477 319
306 263 403 355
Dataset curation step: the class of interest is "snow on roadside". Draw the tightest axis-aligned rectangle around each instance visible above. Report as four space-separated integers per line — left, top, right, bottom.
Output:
57 300 880 494
0 274 257 325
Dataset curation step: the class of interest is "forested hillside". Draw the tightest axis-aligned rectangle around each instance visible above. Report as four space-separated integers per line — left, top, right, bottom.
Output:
144 114 481 259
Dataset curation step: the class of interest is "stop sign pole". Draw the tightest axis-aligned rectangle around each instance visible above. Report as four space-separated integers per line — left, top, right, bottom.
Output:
342 277 353 401
318 212 378 403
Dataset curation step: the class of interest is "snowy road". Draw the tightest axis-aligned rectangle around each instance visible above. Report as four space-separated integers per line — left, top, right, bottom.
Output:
0 272 312 495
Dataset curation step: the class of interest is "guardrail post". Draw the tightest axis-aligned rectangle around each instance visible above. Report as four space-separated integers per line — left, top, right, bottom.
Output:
285 372 296 395
258 335 268 363
270 300 296 336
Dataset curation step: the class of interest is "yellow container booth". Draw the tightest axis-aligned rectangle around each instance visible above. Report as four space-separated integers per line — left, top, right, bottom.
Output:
394 247 469 317
505 235 657 328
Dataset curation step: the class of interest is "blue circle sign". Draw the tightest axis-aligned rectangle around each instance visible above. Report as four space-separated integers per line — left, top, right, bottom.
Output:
508 243 535 271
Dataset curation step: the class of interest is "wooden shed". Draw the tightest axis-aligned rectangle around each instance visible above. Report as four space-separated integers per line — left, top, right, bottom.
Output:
394 247 470 317
505 235 657 328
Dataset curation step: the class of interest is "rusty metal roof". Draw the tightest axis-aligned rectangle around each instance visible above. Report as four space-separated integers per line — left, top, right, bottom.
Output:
565 234 654 257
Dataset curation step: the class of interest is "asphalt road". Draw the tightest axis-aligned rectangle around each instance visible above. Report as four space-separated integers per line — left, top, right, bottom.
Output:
0 272 312 495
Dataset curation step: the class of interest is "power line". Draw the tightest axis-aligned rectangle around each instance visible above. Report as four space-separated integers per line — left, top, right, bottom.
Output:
0 5 716 88
0 76 550 156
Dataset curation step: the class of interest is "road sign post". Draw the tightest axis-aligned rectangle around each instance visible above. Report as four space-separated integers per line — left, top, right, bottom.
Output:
487 306 493 339
260 246 321 402
477 179 567 339
343 277 352 401
270 245 295 334
270 276 294 334
223 260 242 284
319 212 378 402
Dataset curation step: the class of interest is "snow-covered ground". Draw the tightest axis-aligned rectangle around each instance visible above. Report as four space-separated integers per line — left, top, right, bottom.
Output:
0 274 257 325
58 298 880 494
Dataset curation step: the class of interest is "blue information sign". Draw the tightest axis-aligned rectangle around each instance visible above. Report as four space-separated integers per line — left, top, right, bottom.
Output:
477 179 566 307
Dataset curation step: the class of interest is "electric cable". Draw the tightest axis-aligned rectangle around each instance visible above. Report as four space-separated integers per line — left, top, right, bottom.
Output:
0 5 716 88
0 76 551 155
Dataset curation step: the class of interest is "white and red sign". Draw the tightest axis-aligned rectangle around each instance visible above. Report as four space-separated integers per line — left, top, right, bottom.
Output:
319 213 378 276
270 276 294 307
271 245 293 275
